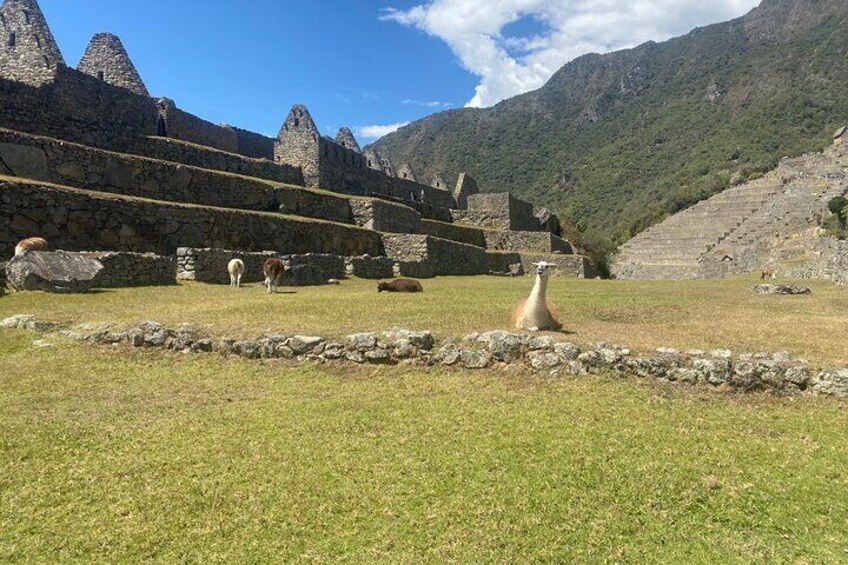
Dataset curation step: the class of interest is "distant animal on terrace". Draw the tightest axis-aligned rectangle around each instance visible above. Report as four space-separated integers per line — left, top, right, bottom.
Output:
263 258 286 294
760 266 777 281
228 259 245 288
14 237 49 256
377 279 424 293
512 262 562 332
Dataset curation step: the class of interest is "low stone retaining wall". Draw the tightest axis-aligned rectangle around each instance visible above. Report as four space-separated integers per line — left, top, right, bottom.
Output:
349 198 421 234
81 252 176 288
420 219 487 248
382 234 487 277
518 254 598 279
177 248 345 286
0 129 355 226
345 256 395 279
4 315 846 398
486 252 524 276
0 180 385 258
777 237 848 286
485 230 574 254
121 136 297 184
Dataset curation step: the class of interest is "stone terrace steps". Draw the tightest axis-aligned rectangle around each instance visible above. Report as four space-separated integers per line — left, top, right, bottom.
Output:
0 175 385 258
0 128 421 233
613 143 848 280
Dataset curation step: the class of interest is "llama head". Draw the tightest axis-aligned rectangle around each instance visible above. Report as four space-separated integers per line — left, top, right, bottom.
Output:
533 261 557 277
377 281 388 293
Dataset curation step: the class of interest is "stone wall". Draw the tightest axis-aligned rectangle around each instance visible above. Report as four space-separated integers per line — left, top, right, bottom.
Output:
177 248 277 284
0 179 385 257
457 193 540 231
177 248 346 286
122 136 299 184
381 234 487 277
0 129 342 219
0 67 156 151
79 251 176 288
419 219 486 248
349 198 421 234
485 252 524 275
484 231 574 254
317 138 457 209
518 253 598 279
0 65 275 161
345 256 395 279
372 194 454 223
773 235 848 286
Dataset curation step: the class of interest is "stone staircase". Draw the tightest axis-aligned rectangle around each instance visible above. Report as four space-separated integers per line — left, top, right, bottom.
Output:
612 142 848 280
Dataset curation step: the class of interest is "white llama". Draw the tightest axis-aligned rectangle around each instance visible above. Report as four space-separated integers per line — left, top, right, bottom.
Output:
227 258 245 288
512 262 562 332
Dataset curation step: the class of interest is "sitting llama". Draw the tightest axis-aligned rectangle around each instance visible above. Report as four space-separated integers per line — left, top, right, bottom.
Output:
14 237 49 256
512 262 562 332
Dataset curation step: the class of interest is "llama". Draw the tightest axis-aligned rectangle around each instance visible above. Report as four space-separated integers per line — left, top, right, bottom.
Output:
263 258 286 294
228 259 245 288
760 266 777 281
14 237 49 256
512 262 562 332
377 279 424 293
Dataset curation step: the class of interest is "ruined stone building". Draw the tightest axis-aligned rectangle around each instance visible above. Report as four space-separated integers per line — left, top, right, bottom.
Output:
0 0 596 281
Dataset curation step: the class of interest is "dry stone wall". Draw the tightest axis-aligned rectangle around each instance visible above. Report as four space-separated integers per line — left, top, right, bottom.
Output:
456 193 540 231
82 251 176 288
518 253 598 279
0 129 339 220
349 198 421 234
484 231 574 254
0 65 274 161
0 180 385 258
122 137 299 184
419 219 486 247
345 256 395 279
177 248 345 286
381 234 487 277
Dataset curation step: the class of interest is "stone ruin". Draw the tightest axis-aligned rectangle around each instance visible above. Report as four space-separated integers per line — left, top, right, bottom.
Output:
0 0 596 291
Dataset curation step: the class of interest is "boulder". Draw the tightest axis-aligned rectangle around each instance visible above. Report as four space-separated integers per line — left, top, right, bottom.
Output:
6 251 104 293
751 284 811 295
811 369 848 397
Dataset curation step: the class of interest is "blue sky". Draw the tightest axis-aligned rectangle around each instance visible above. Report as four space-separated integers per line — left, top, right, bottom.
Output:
38 0 761 142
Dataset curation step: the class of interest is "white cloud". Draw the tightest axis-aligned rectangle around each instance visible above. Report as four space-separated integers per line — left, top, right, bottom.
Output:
402 99 453 108
356 122 411 141
381 0 761 108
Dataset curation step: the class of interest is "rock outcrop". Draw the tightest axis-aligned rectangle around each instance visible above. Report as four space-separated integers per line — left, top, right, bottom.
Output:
6 250 103 293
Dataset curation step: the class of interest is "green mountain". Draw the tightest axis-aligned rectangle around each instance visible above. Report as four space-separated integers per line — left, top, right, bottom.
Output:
370 0 848 256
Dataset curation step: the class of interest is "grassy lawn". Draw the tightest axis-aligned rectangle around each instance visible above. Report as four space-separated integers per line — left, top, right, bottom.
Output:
0 331 846 562
1 274 846 366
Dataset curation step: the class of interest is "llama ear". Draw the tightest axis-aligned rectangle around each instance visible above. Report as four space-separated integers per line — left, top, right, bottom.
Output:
531 262 539 267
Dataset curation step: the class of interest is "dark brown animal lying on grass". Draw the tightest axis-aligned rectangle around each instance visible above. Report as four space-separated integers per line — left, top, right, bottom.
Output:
263 258 286 294
377 279 424 293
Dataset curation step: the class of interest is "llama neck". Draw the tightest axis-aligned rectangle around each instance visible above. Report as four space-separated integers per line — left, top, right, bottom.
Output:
529 274 548 304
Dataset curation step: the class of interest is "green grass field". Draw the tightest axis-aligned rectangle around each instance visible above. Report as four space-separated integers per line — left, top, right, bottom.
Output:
1 276 847 562
0 331 846 562
1 274 846 365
